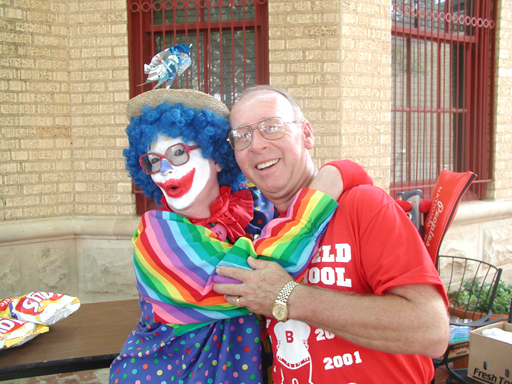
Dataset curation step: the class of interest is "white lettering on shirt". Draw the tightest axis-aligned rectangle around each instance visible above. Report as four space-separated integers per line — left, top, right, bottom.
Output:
315 328 335 341
323 351 363 370
304 243 352 287
335 243 351 263
312 244 351 264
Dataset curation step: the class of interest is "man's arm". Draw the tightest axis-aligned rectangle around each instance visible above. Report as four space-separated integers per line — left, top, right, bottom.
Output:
214 186 450 358
213 257 450 358
133 189 337 332
309 160 374 201
309 165 344 200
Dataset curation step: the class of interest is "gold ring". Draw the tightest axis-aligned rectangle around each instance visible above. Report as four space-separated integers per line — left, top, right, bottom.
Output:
235 296 241 307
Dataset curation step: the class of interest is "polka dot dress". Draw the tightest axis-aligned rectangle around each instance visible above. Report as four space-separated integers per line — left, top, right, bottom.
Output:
109 298 264 384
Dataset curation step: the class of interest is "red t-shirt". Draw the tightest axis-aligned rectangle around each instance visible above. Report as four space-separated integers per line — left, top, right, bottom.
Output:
267 185 446 384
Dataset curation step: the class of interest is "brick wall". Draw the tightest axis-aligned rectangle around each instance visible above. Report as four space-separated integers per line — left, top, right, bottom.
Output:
492 1 512 200
267 0 392 190
0 0 511 220
67 0 132 215
0 0 133 221
1 0 69 220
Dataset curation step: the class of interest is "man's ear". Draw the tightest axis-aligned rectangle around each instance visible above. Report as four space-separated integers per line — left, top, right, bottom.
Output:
301 121 315 150
214 161 222 173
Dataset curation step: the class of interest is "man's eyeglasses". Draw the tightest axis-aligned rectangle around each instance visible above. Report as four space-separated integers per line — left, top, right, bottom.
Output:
227 117 299 151
139 143 200 175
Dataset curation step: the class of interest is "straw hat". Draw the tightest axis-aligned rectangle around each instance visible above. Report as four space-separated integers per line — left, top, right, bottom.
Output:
126 88 230 121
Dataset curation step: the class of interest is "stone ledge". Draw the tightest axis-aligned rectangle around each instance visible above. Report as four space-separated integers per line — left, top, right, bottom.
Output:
1 199 511 243
453 199 512 225
0 216 140 244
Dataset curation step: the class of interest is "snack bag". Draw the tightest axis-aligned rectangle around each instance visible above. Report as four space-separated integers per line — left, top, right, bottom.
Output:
8 292 80 326
0 296 16 318
0 318 49 349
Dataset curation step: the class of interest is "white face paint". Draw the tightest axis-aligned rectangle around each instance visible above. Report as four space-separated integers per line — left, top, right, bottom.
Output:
149 135 213 211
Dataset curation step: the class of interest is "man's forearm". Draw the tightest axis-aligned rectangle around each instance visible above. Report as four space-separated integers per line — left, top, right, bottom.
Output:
287 283 449 358
214 258 449 358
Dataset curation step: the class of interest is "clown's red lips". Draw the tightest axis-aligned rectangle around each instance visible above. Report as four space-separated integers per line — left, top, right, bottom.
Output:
155 169 196 198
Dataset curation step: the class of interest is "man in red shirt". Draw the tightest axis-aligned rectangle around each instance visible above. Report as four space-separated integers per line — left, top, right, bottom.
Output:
214 85 450 384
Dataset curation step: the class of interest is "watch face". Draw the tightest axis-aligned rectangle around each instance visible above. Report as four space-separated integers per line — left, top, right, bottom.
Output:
272 303 288 322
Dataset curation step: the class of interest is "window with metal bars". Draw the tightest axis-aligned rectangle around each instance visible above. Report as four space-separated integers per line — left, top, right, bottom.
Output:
391 0 496 200
127 0 269 214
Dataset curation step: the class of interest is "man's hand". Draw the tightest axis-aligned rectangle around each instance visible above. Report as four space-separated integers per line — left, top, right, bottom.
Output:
213 256 293 317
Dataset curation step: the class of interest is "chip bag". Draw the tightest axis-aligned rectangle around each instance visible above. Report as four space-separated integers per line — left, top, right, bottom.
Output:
0 296 16 318
6 292 80 326
0 318 49 349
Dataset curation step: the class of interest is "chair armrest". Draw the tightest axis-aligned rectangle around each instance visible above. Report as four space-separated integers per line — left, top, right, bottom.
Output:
450 312 508 329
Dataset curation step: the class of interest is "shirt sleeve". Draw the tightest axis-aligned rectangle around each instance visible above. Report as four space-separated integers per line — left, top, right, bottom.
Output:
346 187 447 304
321 159 374 191
133 188 338 333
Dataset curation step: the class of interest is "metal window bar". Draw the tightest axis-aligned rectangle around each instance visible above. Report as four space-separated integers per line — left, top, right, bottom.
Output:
128 0 268 107
391 0 496 200
127 0 269 215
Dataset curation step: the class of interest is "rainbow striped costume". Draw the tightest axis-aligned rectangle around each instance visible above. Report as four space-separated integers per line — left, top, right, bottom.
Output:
110 188 337 384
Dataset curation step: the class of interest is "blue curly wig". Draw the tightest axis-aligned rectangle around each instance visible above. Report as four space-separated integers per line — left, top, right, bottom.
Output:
124 101 246 204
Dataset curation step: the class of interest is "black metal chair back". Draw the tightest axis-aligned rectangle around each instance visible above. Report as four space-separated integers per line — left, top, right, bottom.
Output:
438 255 503 325
431 255 503 384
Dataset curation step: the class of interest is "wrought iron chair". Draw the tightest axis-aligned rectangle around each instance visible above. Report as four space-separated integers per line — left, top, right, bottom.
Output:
397 171 483 384
431 255 503 384
445 294 511 383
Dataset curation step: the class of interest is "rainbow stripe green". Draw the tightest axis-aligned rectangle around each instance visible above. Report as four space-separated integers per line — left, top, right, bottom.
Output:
133 188 337 334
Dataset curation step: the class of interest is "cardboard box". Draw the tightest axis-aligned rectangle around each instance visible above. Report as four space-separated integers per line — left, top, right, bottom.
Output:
447 339 470 360
467 322 512 384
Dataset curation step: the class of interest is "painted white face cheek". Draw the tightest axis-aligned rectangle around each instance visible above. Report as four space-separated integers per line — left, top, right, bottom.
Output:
149 135 212 210
163 157 210 210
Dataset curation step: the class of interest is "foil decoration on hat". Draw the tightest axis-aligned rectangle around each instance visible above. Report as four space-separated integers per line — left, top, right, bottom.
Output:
140 43 192 89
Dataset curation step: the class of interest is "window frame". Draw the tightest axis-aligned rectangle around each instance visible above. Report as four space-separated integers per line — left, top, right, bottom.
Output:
126 0 269 214
390 0 496 200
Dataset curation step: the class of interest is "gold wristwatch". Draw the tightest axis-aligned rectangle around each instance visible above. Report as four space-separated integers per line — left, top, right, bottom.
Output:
272 280 299 322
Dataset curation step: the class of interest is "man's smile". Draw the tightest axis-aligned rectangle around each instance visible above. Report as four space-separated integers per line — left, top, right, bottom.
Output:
155 169 196 198
256 159 279 170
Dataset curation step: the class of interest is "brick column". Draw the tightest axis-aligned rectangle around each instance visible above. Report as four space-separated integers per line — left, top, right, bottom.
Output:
67 0 133 215
268 0 392 190
491 1 512 200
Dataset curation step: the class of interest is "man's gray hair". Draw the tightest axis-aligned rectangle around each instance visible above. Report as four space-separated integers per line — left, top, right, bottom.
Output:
238 85 306 123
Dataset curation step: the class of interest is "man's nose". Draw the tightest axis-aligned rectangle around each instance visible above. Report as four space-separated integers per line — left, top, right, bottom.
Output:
249 128 269 151
160 158 174 173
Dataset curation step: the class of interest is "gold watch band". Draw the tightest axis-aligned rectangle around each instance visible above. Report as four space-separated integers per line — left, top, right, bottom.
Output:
276 280 299 304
